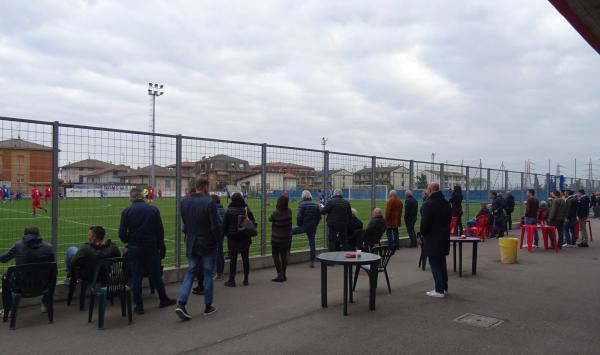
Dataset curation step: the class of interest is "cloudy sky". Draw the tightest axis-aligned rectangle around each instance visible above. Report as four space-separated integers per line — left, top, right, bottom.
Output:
0 0 598 177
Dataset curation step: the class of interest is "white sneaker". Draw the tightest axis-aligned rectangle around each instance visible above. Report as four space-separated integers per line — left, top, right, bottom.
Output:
562 243 569 248
444 290 448 295
426 290 445 298
533 244 539 249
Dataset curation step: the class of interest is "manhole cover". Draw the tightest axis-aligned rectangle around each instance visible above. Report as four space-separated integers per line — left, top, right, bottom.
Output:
454 313 503 329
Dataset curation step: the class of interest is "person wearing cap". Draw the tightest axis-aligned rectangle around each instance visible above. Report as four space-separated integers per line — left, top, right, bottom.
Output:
576 189 591 248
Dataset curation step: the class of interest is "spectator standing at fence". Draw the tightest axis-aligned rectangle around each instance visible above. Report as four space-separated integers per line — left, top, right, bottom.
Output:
321 189 352 251
564 190 578 248
270 195 293 282
119 188 175 315
591 192 600 218
292 190 321 268
64 226 120 282
404 191 418 248
420 182 451 298
576 189 591 248
524 189 540 247
490 191 506 238
174 179 220 320
548 190 567 249
505 191 515 230
223 192 256 287
1 226 55 314
364 208 387 250
385 190 404 250
31 185 47 216
449 186 463 236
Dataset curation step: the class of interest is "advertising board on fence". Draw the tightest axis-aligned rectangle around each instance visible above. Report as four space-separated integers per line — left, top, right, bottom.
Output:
66 184 135 198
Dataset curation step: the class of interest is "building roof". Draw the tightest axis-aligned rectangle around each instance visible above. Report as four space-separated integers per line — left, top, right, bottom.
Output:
316 169 353 177
199 154 249 164
235 171 291 183
0 138 53 151
166 161 196 169
551 0 600 56
355 166 409 175
61 159 115 169
80 165 130 177
423 170 466 178
121 165 191 178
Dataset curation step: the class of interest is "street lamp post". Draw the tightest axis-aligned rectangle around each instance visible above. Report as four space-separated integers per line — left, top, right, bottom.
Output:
148 82 164 189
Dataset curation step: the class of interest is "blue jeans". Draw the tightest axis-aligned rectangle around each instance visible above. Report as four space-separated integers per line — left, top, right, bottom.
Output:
564 218 577 245
386 228 399 249
524 217 539 244
178 250 217 306
428 255 448 293
65 246 78 275
292 226 317 261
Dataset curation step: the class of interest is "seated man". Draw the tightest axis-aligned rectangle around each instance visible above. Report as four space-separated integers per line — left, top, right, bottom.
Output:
363 208 387 250
347 208 364 250
0 226 55 315
65 226 121 283
466 204 491 228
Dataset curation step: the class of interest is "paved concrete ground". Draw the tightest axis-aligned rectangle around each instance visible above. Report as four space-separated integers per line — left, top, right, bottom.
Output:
1 221 600 355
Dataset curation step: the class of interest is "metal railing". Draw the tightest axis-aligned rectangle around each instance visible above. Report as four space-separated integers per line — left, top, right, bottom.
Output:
0 115 597 275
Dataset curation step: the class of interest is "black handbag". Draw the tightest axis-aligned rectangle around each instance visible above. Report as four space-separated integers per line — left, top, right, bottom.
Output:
237 207 257 237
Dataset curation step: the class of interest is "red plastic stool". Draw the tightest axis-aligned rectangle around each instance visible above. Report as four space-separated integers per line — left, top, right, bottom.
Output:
520 225 536 252
541 225 558 253
575 220 594 241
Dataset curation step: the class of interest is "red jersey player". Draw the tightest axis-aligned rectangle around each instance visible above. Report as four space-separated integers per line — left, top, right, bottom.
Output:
148 186 154 203
31 185 47 216
44 185 52 204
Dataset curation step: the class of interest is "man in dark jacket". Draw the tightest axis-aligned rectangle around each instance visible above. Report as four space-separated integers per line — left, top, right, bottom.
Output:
420 182 451 298
547 191 567 249
347 208 364 250
564 190 578 248
175 179 220 320
1 226 55 315
490 191 506 238
65 226 120 282
576 189 591 248
404 191 418 248
119 188 175 314
524 189 540 247
505 191 515 230
292 190 322 267
321 189 352 251
592 192 600 218
364 208 387 249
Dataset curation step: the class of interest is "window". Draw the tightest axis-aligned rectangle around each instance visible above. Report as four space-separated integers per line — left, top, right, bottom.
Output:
79 167 84 171
16 174 24 183
239 163 245 169
165 179 172 189
209 163 213 169
17 156 24 167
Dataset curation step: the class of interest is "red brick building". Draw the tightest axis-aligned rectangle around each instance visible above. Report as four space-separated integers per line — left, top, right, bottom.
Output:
0 138 53 193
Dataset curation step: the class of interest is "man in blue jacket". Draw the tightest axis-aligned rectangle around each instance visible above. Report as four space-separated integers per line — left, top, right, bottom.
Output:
119 188 175 314
292 190 321 267
175 179 221 320
404 190 418 248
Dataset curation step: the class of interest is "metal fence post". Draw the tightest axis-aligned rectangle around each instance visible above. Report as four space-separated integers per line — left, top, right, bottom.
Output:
504 170 509 192
175 134 182 267
465 167 470 224
51 121 59 252
323 150 329 249
486 168 491 199
409 160 414 191
371 156 376 212
261 144 267 256
520 172 525 217
440 163 445 190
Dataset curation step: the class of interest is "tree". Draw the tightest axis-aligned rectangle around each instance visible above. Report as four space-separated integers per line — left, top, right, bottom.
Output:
470 177 487 190
416 174 428 189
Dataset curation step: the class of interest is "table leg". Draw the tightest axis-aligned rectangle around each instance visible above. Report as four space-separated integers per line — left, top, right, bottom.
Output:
459 242 463 277
453 241 457 272
320 262 327 308
343 265 348 316
369 261 378 311
348 264 353 304
472 242 478 275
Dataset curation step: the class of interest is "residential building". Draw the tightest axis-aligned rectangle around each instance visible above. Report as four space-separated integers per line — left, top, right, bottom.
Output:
315 169 354 189
354 166 410 189
194 154 251 191
422 169 466 189
120 165 191 193
0 138 53 193
251 162 316 188
60 159 115 184
80 165 130 184
236 172 297 192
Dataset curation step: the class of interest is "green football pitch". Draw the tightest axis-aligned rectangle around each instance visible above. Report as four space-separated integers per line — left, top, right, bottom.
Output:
0 198 522 277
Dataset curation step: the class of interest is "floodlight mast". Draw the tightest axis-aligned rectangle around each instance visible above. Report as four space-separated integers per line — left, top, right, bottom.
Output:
148 83 164 189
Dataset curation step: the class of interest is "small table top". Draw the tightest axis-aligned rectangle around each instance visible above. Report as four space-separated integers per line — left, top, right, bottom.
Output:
450 236 481 242
317 252 381 265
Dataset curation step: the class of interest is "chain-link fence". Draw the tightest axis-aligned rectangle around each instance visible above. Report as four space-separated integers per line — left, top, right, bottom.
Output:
1 115 599 276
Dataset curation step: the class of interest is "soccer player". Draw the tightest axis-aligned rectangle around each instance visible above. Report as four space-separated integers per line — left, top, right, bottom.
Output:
44 185 51 204
157 189 162 200
148 186 154 203
31 185 47 216
1 185 8 202
143 187 149 200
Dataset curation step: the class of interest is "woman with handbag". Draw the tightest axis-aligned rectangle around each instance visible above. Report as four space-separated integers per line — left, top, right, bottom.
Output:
269 195 293 282
223 192 256 287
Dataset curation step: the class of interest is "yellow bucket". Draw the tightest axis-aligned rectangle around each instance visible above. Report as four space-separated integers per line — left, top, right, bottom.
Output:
498 237 518 264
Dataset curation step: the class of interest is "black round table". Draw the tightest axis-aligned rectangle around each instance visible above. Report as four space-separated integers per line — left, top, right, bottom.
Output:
316 252 381 316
